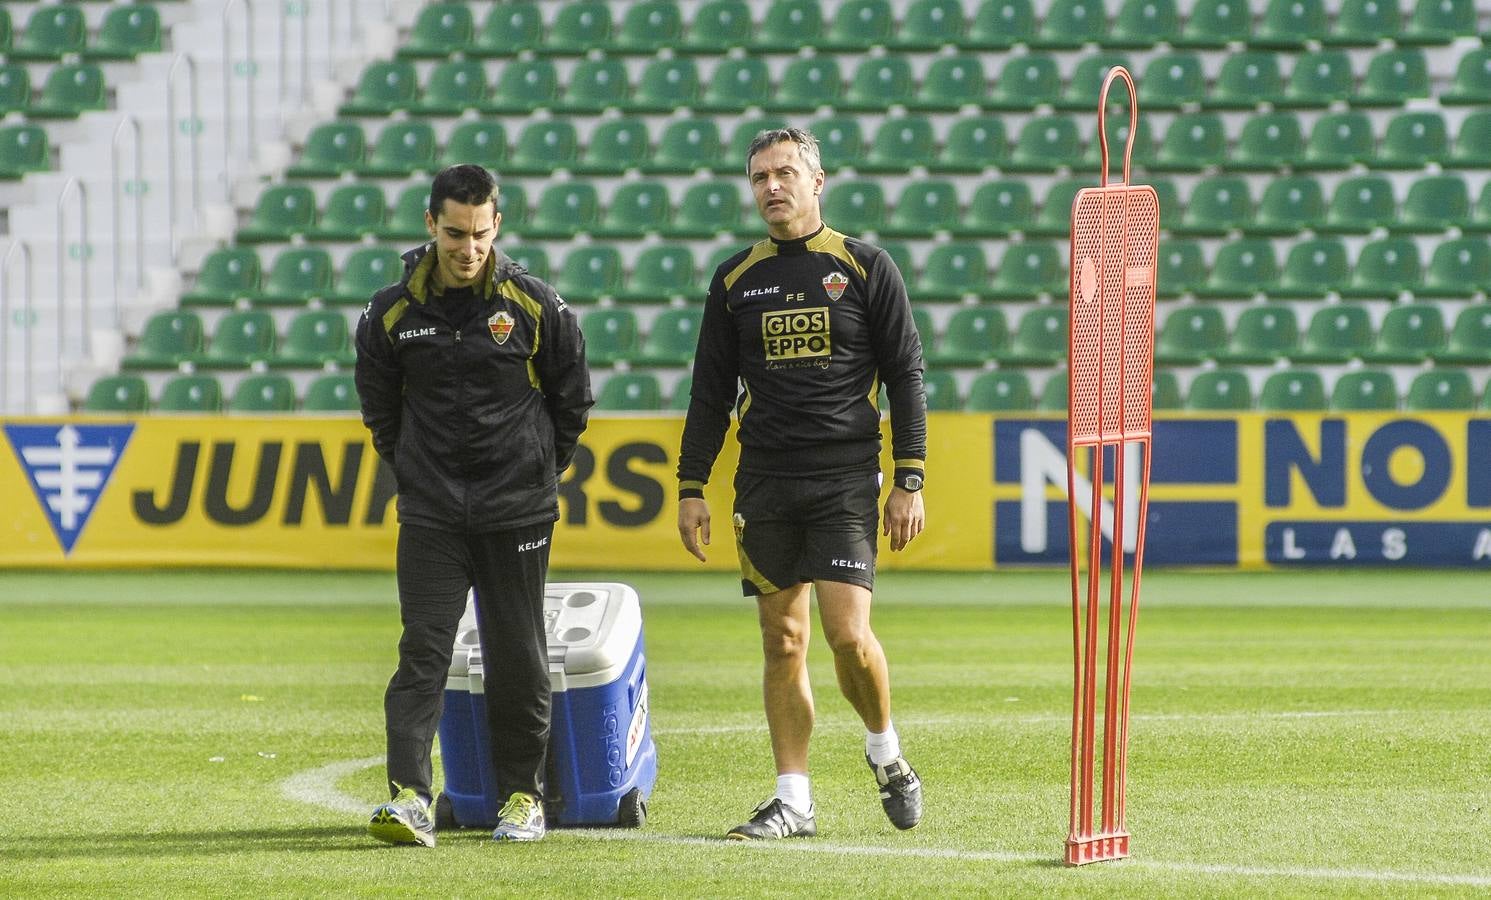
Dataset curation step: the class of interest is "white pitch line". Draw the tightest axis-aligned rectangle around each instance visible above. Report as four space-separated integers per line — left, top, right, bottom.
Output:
280 755 382 816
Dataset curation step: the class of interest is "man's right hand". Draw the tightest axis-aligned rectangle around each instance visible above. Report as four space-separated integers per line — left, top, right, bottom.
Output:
678 497 711 563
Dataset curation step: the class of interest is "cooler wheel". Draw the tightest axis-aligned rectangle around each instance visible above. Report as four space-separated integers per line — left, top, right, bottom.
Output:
433 791 458 831
617 787 647 828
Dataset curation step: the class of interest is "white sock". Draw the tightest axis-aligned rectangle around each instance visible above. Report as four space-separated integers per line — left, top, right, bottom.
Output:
866 722 901 766
774 773 812 813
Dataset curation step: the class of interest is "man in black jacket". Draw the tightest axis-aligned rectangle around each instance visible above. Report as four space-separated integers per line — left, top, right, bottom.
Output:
677 128 927 840
356 164 592 846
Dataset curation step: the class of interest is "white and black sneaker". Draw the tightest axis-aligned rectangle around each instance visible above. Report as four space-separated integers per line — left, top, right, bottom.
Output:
725 798 817 840
868 755 922 830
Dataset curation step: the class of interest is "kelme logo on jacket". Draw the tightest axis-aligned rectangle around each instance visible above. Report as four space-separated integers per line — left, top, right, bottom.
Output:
822 272 848 301
489 311 515 344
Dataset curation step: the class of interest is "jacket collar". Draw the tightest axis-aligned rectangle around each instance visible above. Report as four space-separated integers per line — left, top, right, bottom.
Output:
398 244 521 304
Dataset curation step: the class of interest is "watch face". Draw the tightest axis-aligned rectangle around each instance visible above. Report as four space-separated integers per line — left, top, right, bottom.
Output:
900 474 923 492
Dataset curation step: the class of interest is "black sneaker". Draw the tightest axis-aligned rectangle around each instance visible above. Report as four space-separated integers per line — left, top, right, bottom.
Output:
725 798 817 840
868 755 922 830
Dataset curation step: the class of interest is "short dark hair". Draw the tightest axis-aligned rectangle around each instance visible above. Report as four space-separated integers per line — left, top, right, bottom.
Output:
745 127 822 177
428 164 498 219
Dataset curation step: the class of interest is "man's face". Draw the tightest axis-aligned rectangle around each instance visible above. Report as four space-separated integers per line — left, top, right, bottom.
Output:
425 198 500 289
748 140 824 241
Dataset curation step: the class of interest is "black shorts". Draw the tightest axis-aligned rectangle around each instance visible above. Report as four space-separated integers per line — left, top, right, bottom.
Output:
731 469 881 596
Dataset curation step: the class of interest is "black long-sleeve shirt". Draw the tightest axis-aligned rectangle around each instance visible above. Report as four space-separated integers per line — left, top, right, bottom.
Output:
677 225 926 496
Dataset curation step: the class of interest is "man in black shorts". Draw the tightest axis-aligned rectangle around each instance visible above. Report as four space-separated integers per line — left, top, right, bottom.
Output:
676 127 928 840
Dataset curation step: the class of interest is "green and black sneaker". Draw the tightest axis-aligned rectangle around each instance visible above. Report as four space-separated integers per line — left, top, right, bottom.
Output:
369 787 436 847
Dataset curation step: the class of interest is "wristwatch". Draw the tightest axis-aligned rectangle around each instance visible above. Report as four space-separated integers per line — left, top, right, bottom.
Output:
895 473 923 492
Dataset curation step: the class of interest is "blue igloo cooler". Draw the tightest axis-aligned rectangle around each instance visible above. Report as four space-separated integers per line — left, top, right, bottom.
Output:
436 582 657 829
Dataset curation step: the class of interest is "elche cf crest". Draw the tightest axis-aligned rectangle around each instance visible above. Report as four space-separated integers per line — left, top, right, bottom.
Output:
489 311 515 344
822 272 848 301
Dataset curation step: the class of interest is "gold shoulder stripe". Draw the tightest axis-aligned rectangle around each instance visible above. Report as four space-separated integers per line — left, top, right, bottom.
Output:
381 297 410 342
806 227 866 280
723 240 778 291
500 280 545 389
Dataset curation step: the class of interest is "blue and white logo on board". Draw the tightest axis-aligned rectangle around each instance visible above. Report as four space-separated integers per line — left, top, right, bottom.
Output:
4 423 133 554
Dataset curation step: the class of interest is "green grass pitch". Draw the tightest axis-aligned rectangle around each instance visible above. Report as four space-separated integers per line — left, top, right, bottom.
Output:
1 568 1487 898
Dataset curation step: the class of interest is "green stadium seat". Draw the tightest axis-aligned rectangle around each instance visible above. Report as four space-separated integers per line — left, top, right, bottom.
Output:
1361 303 1445 363
1027 178 1086 239
440 121 507 171
820 0 894 50
986 56 1062 111
1037 370 1067 411
330 247 402 306
1404 371 1474 411
556 246 623 304
666 179 749 239
1298 111 1376 170
416 60 486 116
595 373 663 411
1151 112 1225 172
486 59 559 114
1194 239 1278 300
618 246 696 304
237 185 317 244
157 375 223 413
1259 369 1327 412
628 58 701 113
645 118 723 174
561 58 631 113
302 373 360 412
1155 306 1227 366
9 5 85 60
1375 112 1449 170
1252 0 1327 48
1355 49 1430 107
1402 0 1477 44
821 178 887 234
911 242 989 302
580 309 640 366
542 1 613 55
269 310 350 370
769 56 843 113
1291 305 1373 363
1152 370 1183 409
0 64 27 117
0 124 48 180
913 55 987 111
1186 369 1252 411
28 63 106 119
82 375 151 414
229 373 297 413
1420 238 1491 299
1321 176 1396 235
930 116 1007 173
122 311 204 370
306 183 386 242
1271 237 1349 299
1138 52 1206 110
989 242 1065 300
1325 0 1400 46
613 0 685 54
922 369 963 411
575 119 652 176
751 0 823 52
842 56 916 111
997 306 1068 366
1395 175 1470 235
525 183 600 240
287 122 365 179
1331 370 1399 411
1280 50 1355 108
1005 117 1084 173
1443 49 1491 105
1434 306 1491 364
1108 0 1180 48
473 2 543 57
1175 0 1250 47
375 186 430 243
669 374 693 411
506 120 579 175
927 306 1007 365
881 242 918 295
594 181 672 239
339 60 418 116
1156 240 1207 298
398 2 472 58
0 9 9 58
254 247 334 307
1447 111 1491 169
908 307 936 352
1082 110 1152 179
1216 305 1300 364
1340 238 1422 300
1471 183 1491 234
1176 176 1254 237
194 310 275 370
699 57 771 112
964 0 1037 49
965 371 1033 411
1227 112 1304 171
86 5 161 60
635 307 703 366
358 122 437 178
895 0 966 49
1247 175 1326 236
1032 0 1108 49
718 116 789 174
696 244 743 294
955 179 1034 238
1057 54 1132 112
808 114 868 172
1206 51 1285 109
182 248 262 307
682 0 753 53
503 245 551 283
862 117 937 174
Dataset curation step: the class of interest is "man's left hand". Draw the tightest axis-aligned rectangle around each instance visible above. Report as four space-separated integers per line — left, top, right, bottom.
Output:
883 487 925 552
